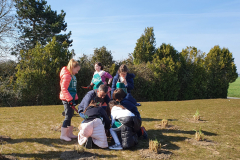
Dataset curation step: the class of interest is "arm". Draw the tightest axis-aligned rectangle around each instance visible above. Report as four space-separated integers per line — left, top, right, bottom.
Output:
100 108 111 129
78 90 94 113
111 75 118 98
60 74 73 102
105 72 113 85
125 76 134 91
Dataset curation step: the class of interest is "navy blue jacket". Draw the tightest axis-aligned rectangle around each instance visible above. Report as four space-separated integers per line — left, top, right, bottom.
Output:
120 93 141 120
111 73 135 98
78 90 110 113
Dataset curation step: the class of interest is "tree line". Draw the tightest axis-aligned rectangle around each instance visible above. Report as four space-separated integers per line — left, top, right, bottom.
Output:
0 0 238 107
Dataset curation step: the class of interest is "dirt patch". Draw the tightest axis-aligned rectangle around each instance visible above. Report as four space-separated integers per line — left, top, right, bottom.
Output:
185 138 216 146
60 150 97 160
155 124 179 130
50 124 78 132
139 149 172 159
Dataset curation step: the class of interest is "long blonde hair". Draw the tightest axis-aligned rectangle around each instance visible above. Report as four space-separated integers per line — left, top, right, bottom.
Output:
67 59 80 75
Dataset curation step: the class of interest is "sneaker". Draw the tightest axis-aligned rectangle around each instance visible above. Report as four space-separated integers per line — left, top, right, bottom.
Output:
136 103 141 106
109 143 123 150
141 126 148 139
85 137 92 149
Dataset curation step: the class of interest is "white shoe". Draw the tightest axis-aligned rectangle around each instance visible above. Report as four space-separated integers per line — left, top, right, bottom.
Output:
109 143 123 150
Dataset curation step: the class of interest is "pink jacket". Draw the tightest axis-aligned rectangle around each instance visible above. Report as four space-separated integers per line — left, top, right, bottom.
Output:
59 66 78 102
78 118 108 148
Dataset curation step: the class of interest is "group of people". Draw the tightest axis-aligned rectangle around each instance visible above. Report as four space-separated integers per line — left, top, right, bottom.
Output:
59 59 147 150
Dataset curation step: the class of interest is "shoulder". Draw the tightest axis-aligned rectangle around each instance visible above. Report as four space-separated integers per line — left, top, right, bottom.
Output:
127 73 135 78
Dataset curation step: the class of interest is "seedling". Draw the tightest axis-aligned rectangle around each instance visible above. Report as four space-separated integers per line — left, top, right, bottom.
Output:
149 139 161 153
74 145 85 153
193 109 200 121
161 119 168 128
193 127 204 141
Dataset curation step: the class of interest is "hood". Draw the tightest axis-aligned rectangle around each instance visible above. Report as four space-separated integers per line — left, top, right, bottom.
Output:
123 93 136 105
60 66 71 78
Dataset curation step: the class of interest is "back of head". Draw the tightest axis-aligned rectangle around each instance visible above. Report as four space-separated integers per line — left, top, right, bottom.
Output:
67 59 80 75
98 84 108 93
113 88 127 101
118 64 128 74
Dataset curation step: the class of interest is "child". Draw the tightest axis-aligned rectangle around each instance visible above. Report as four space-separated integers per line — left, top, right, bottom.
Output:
108 100 137 150
59 59 81 141
112 88 148 139
88 62 112 91
78 100 111 149
111 64 141 106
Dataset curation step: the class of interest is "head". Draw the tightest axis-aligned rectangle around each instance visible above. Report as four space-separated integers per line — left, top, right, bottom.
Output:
97 84 108 99
118 64 128 78
83 100 100 114
108 100 125 112
67 59 81 75
94 62 103 72
112 88 127 102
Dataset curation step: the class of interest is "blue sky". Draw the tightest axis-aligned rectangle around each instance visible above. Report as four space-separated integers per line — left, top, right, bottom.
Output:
46 0 240 72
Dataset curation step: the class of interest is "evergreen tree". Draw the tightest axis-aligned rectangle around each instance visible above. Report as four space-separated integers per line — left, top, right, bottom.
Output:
132 27 156 64
13 0 72 54
91 46 114 68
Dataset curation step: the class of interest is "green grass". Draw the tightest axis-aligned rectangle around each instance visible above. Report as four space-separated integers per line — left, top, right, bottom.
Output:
228 77 240 98
0 99 240 159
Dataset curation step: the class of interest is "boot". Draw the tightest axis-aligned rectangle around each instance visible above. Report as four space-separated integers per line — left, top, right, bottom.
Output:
60 127 71 141
67 126 78 138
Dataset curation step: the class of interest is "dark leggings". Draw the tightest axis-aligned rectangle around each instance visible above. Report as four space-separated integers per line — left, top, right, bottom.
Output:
62 101 74 128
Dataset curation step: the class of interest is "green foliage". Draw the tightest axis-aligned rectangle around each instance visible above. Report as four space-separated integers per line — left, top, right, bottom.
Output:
14 0 72 53
91 46 114 68
205 45 238 98
15 37 73 106
132 27 156 64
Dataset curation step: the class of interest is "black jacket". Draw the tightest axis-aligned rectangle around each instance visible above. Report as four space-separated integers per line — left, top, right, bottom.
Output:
118 116 141 149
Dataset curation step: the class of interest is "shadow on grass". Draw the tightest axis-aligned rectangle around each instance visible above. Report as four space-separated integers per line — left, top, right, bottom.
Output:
160 129 218 136
8 138 78 148
141 118 178 122
5 150 116 159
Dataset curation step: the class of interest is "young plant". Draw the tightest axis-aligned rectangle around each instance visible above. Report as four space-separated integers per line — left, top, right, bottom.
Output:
193 109 200 121
149 139 161 153
161 119 168 128
193 127 204 141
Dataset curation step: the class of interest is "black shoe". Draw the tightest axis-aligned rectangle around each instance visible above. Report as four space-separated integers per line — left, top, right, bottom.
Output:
85 137 92 149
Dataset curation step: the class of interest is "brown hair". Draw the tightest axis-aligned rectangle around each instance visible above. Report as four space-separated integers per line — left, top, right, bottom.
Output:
83 100 99 114
118 64 128 74
95 62 103 70
98 84 108 93
112 88 127 101
108 100 125 112
67 59 80 75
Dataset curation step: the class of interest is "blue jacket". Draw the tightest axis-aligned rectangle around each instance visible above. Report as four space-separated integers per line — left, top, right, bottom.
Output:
78 90 110 113
111 73 135 98
120 93 141 120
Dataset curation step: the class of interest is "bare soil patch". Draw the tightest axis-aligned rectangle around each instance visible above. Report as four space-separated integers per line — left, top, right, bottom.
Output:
139 148 172 159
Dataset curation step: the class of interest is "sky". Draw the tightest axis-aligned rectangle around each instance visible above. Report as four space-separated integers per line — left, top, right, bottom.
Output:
45 0 240 72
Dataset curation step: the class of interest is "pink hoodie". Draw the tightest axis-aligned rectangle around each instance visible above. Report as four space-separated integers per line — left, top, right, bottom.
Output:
59 66 78 102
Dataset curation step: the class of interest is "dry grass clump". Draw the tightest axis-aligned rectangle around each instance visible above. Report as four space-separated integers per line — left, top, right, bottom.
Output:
193 109 200 121
161 119 168 128
149 139 161 153
194 127 204 141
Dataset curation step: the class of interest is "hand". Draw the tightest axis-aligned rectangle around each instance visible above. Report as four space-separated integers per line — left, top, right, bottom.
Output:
122 79 127 85
68 101 74 106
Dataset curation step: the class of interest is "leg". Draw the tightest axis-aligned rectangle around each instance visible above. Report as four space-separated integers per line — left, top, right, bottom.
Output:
60 101 71 141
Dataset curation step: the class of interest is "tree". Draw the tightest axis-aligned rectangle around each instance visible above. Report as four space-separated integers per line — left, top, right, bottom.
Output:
15 37 73 106
91 46 114 68
155 43 179 63
13 0 72 54
132 27 156 64
0 0 16 57
205 45 238 98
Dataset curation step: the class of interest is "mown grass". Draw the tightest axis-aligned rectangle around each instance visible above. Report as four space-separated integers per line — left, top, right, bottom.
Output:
0 99 240 159
228 77 240 98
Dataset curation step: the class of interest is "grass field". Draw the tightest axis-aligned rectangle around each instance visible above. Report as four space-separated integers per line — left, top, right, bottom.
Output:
228 77 240 98
0 99 240 159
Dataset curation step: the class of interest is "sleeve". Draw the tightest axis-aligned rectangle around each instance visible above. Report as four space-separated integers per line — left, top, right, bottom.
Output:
111 75 118 98
78 91 94 113
104 72 113 79
60 74 73 102
75 94 78 100
100 108 111 129
125 76 134 91
104 94 111 104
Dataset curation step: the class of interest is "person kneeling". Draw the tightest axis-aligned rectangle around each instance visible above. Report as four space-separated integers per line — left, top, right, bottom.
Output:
108 100 141 150
78 100 111 149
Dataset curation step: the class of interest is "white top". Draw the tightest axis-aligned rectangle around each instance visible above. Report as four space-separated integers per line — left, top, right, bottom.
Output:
111 106 135 125
94 70 105 77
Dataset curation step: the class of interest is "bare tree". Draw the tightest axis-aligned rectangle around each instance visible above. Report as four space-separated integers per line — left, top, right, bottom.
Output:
0 0 16 58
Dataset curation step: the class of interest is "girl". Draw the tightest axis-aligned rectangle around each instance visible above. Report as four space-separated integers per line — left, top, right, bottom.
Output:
108 100 136 150
78 100 111 149
60 59 81 141
88 62 112 90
